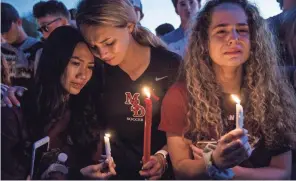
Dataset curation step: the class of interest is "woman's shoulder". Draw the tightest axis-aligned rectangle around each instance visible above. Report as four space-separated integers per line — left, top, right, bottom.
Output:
151 46 182 65
164 82 187 102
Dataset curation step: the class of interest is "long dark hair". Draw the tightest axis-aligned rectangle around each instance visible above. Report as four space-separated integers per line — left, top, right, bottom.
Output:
23 26 101 148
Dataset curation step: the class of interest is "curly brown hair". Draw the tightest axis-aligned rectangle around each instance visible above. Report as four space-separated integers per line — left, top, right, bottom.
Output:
182 0 296 149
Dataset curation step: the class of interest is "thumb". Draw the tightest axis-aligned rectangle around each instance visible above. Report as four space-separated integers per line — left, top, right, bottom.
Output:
80 163 103 174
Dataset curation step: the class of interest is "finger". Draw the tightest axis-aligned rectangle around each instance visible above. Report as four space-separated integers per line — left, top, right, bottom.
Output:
14 86 28 91
7 88 20 107
81 164 103 174
139 170 150 177
190 144 203 155
1 83 10 90
101 154 107 159
1 86 8 93
222 139 244 156
3 96 13 107
193 152 202 159
220 129 245 144
148 162 161 176
190 145 203 159
142 157 157 170
108 159 117 175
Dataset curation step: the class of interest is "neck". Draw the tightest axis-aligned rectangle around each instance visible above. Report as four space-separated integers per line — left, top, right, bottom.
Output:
181 19 189 31
119 38 150 80
16 29 28 44
213 64 243 94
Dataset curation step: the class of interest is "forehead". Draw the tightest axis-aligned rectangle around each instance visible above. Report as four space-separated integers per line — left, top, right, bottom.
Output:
37 15 59 25
72 42 94 61
210 3 248 27
81 25 125 44
178 0 197 4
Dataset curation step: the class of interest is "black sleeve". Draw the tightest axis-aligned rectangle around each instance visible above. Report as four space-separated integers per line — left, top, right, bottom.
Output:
1 107 29 179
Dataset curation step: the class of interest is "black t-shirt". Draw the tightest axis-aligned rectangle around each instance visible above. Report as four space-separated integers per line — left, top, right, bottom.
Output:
101 46 181 179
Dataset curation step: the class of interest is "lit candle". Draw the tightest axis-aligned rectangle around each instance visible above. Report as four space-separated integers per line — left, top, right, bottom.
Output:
104 133 111 160
231 94 244 129
143 87 152 164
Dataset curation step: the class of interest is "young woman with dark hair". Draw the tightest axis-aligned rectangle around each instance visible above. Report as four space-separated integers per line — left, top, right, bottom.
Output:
1 26 115 180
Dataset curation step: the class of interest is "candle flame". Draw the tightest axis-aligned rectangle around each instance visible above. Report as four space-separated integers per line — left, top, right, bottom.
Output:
143 87 151 98
105 133 111 138
231 94 241 104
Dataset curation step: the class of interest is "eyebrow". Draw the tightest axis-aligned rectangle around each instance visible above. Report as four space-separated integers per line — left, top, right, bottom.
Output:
212 23 248 30
71 56 95 64
99 37 111 44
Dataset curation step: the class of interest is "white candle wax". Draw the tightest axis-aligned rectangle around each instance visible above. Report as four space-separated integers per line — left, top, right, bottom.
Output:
231 94 244 129
236 103 244 128
104 134 111 159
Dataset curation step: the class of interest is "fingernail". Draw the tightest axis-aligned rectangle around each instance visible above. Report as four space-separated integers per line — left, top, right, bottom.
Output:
17 103 21 107
17 92 23 96
8 104 12 108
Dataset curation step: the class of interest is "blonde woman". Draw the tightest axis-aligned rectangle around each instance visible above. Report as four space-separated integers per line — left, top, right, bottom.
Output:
159 0 296 179
76 0 181 179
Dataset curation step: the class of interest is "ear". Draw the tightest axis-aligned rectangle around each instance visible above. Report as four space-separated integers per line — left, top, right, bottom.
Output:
61 18 69 25
127 23 135 33
16 18 22 26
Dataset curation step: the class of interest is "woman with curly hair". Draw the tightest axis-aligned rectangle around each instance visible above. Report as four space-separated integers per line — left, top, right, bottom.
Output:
159 0 296 179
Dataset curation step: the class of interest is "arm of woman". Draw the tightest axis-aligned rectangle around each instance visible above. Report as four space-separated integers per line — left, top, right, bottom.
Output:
233 150 292 179
167 132 209 179
1 107 29 179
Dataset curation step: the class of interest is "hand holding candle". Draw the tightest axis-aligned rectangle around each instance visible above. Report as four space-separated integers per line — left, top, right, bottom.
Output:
143 87 152 164
104 133 112 160
231 94 244 129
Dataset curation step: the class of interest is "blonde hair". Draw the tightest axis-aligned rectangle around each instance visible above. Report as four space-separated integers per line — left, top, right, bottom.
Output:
76 0 166 49
182 0 296 149
280 8 296 65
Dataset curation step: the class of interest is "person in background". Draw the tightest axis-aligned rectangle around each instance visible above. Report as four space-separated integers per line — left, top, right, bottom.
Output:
267 0 296 65
33 0 71 40
155 23 175 37
160 0 296 179
1 54 11 86
69 8 78 28
161 0 201 57
1 3 43 88
129 0 144 22
32 0 72 75
279 8 296 66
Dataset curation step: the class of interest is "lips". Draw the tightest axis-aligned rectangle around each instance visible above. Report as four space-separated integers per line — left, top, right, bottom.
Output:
71 82 86 89
102 57 114 63
224 49 242 55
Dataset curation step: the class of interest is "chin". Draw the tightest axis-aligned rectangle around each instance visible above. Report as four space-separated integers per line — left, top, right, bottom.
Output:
69 89 81 95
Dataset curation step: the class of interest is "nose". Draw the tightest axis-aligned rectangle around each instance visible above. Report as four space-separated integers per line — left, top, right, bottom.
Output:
99 47 110 60
77 66 87 80
185 3 190 11
228 29 239 45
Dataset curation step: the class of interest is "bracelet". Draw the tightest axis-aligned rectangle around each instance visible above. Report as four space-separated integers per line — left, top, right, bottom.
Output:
154 152 168 175
202 150 235 179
